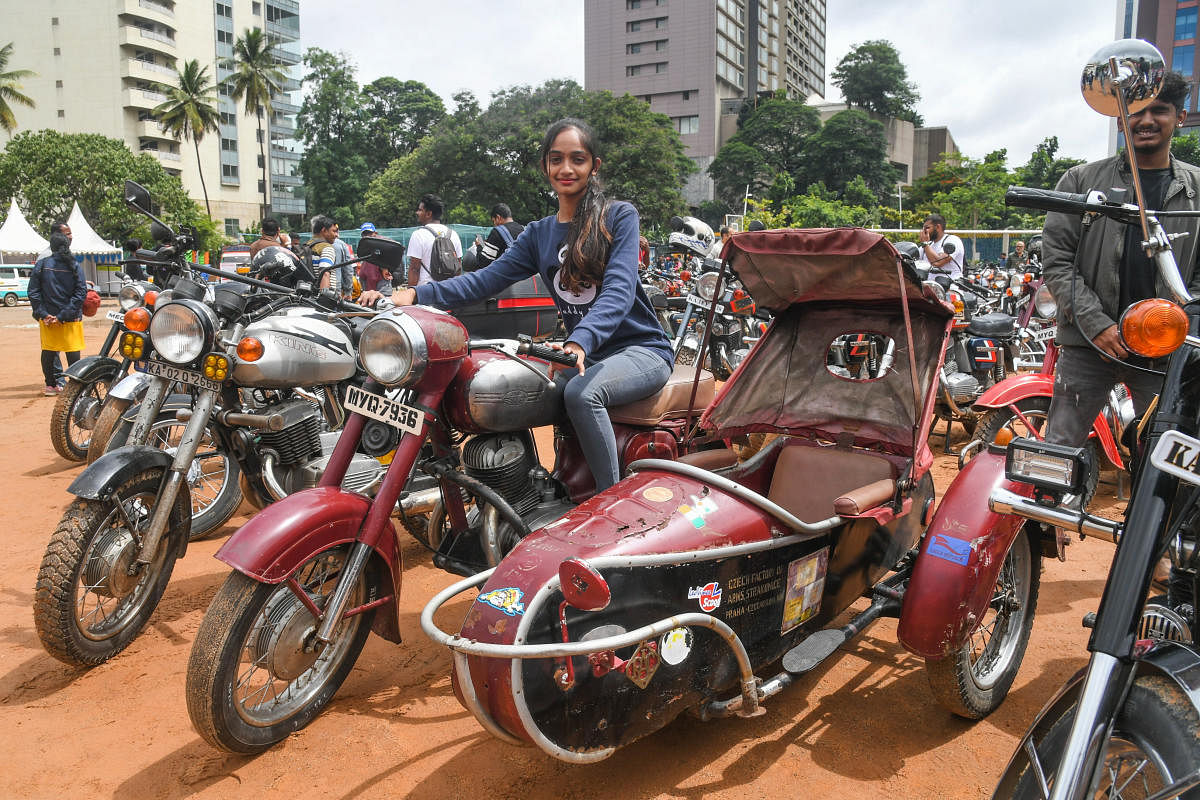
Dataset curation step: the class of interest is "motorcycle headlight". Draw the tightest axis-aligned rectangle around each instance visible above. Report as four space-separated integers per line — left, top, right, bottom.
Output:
359 312 428 388
118 284 145 311
696 271 720 302
148 299 217 365
1034 284 1057 319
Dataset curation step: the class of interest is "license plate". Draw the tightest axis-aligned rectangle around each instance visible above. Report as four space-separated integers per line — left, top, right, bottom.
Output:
106 309 126 323
686 294 724 314
1150 430 1200 488
144 359 222 393
344 385 424 435
1031 325 1057 342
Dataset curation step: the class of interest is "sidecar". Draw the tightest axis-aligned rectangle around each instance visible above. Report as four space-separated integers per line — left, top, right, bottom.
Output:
423 228 1033 761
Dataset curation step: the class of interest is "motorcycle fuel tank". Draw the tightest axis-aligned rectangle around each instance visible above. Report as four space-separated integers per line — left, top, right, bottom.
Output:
443 350 566 434
233 308 357 388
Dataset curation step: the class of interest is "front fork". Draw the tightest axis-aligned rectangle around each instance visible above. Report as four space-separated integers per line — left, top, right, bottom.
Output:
134 389 217 567
125 376 171 447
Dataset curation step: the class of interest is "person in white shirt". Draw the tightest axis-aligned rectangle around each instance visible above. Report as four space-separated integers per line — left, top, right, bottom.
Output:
916 213 964 279
406 193 463 286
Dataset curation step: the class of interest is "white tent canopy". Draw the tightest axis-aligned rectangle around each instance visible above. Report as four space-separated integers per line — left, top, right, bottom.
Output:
66 201 120 255
0 199 49 255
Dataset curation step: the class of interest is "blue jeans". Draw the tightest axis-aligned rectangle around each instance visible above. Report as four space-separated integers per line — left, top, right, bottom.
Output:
560 346 672 491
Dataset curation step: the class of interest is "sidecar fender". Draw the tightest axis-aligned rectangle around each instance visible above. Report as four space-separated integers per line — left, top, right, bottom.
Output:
898 447 1035 659
992 642 1200 798
63 355 122 384
214 487 404 643
68 445 174 500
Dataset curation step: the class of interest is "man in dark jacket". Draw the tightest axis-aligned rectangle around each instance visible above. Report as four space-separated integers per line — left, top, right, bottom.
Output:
475 203 524 268
30 228 86 394
1043 70 1200 448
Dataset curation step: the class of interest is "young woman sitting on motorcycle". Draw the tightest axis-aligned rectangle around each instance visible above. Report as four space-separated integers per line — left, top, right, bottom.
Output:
363 118 674 491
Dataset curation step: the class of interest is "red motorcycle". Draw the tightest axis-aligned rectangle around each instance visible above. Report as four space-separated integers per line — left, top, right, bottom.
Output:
184 259 726 753
421 228 1044 761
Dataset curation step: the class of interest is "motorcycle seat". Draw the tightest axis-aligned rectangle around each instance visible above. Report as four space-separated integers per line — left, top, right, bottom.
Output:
609 363 715 426
766 443 896 522
967 312 1016 337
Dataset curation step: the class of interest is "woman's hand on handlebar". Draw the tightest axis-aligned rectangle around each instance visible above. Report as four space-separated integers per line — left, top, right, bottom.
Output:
550 341 586 377
359 287 417 309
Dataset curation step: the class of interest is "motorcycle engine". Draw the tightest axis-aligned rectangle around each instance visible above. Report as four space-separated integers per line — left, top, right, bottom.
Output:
943 366 981 403
256 398 382 496
462 431 542 515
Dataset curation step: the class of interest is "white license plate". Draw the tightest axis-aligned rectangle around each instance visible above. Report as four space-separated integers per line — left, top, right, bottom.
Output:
144 359 222 393
686 294 724 314
1031 325 1057 342
344 385 424 435
1150 430 1200 488
106 309 126 323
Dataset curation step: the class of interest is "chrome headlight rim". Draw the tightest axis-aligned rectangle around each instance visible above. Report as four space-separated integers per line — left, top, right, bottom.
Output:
148 299 218 366
696 272 720 302
1034 283 1057 320
359 311 428 388
118 284 146 311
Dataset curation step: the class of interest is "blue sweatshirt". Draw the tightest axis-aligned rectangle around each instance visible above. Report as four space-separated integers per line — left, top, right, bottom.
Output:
415 201 673 366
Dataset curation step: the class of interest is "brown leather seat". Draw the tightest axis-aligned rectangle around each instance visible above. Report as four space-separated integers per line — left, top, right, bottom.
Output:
766 444 896 521
676 448 739 471
609 364 715 426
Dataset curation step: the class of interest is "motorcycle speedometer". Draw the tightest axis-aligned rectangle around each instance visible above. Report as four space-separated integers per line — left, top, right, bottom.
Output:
696 272 720 302
149 300 216 365
1034 283 1057 319
359 313 427 388
118 284 145 311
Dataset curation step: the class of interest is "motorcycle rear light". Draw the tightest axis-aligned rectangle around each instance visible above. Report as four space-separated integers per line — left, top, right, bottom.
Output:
1004 437 1087 495
237 337 264 362
1119 298 1188 359
124 307 151 332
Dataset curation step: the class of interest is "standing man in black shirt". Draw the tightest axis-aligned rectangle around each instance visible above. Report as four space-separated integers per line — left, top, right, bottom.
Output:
475 203 524 268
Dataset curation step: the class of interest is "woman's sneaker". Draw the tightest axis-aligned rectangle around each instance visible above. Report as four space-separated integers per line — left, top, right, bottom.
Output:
43 385 60 396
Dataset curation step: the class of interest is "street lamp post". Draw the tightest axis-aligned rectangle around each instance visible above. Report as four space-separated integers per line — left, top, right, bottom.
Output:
743 184 751 217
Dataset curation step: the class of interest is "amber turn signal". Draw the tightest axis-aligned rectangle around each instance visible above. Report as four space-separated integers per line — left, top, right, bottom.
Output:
1119 298 1188 359
237 337 264 362
144 290 158 307
124 307 151 332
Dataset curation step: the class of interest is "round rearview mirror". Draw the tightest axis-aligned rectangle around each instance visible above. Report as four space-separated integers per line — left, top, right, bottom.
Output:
1082 39 1165 117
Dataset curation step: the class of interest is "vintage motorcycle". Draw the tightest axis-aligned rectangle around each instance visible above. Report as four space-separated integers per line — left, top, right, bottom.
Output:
990 41 1200 800
422 227 1043 761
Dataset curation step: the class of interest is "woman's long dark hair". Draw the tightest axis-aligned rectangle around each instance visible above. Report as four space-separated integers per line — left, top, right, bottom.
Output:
540 118 611 294
49 232 72 266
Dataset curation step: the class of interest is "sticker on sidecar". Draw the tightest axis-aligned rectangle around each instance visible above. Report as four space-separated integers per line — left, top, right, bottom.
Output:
478 587 526 617
678 495 717 528
1150 430 1200 488
144 359 222 393
782 547 829 634
688 581 722 612
343 385 423 436
927 533 972 566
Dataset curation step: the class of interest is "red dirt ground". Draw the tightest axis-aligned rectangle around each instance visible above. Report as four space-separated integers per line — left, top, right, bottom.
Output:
0 302 1123 799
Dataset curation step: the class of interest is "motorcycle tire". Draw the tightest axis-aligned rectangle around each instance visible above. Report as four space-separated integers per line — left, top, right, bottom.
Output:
977 397 1100 508
86 395 132 465
32 467 190 667
50 375 115 462
185 546 374 754
107 411 242 540
925 526 1040 719
1009 674 1200 799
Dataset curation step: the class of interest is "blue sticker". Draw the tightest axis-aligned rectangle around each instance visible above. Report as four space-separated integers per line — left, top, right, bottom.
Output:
478 587 526 616
927 533 971 566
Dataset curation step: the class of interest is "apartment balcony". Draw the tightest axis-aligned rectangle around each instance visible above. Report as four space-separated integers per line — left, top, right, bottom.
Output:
118 24 177 56
273 45 301 67
271 98 300 115
121 58 176 84
277 75 301 92
271 195 306 215
133 119 175 142
120 0 175 27
269 116 295 136
123 87 169 111
271 171 303 186
270 144 300 160
139 145 181 165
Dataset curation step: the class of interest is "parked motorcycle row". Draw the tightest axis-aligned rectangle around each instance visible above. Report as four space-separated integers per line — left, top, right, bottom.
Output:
25 40 1200 800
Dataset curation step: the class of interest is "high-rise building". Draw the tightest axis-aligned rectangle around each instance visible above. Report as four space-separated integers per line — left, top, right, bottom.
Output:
584 0 826 206
5 0 305 237
1116 1 1200 148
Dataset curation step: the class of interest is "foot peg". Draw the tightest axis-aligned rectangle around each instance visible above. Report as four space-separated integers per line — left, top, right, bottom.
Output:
782 628 846 674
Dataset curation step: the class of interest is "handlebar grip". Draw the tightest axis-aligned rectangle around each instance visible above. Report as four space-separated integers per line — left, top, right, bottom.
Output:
520 340 578 367
1004 186 1092 214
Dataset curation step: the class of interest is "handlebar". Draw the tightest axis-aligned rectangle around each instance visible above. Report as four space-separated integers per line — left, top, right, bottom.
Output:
516 336 578 367
1004 186 1098 215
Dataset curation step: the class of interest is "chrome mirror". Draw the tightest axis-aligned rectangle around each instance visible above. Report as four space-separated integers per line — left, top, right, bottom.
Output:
1081 39 1165 117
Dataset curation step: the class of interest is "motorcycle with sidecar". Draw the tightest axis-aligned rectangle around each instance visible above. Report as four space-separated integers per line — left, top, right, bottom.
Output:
422 227 1045 761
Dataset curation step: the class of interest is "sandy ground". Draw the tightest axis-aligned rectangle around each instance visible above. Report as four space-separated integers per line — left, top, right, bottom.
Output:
0 301 1124 800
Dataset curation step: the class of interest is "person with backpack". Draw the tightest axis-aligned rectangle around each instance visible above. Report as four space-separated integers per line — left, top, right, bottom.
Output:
406 193 462 286
475 203 524 268
305 215 339 292
30 228 86 395
362 118 673 493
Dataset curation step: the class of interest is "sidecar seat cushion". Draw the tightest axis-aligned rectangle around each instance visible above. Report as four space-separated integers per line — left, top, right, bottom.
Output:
609 363 716 426
767 444 895 522
834 479 897 516
676 448 738 471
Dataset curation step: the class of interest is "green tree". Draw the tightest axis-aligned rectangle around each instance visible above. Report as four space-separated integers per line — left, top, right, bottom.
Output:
802 108 901 201
152 59 220 218
1013 136 1085 189
296 48 369 220
780 188 873 228
0 42 34 134
0 130 218 250
707 96 821 207
360 77 445 174
227 28 284 218
1172 132 1200 166
831 40 922 125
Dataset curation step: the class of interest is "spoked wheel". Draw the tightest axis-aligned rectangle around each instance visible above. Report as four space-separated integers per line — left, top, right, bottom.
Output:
32 468 190 666
925 526 1040 719
185 545 374 753
50 375 115 462
87 395 132 464
1010 675 1200 798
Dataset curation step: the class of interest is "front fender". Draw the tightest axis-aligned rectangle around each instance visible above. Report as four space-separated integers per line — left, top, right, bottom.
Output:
107 371 154 402
67 445 174 500
973 372 1054 409
214 487 404 642
898 447 1035 658
63 355 122 384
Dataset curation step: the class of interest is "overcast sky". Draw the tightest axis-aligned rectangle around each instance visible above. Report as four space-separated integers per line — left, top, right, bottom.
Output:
302 0 1121 166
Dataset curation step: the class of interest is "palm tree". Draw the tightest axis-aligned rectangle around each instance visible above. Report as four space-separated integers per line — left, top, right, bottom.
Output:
0 42 36 134
227 28 284 218
152 59 220 217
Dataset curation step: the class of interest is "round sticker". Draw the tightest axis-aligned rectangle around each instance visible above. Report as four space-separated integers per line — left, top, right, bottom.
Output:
642 486 674 503
659 627 693 665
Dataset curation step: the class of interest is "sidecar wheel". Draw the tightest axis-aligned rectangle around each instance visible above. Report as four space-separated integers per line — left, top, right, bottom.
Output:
50 375 114 462
925 526 1040 719
32 468 189 667
1009 674 1200 799
185 546 374 754
87 395 132 464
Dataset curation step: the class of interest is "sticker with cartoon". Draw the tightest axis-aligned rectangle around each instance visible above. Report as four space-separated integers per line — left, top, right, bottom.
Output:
478 587 526 617
678 495 717 529
781 548 829 634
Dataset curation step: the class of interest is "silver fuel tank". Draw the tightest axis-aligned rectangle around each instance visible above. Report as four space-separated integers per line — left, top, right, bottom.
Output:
444 350 565 434
233 307 358 388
